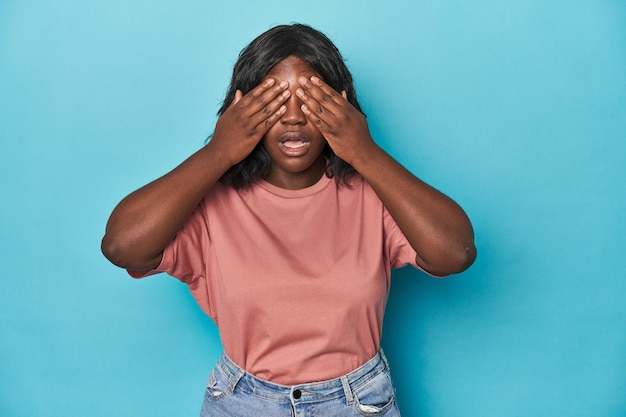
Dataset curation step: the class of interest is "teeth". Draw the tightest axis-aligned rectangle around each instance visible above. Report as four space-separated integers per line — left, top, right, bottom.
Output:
283 141 306 149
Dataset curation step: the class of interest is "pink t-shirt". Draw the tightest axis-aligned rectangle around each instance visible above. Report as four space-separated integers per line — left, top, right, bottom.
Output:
130 174 421 384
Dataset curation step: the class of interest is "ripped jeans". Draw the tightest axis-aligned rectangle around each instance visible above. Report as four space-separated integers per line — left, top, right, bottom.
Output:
200 350 401 417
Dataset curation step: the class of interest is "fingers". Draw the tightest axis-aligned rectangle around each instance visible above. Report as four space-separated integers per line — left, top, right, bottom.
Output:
243 78 289 114
296 76 345 130
224 78 291 135
297 76 344 109
300 76 342 103
233 89 243 105
240 78 291 131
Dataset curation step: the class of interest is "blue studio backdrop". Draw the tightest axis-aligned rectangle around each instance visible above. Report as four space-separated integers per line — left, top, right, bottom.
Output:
1 1 625 416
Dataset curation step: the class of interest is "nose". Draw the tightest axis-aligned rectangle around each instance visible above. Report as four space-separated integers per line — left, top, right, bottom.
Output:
280 93 306 126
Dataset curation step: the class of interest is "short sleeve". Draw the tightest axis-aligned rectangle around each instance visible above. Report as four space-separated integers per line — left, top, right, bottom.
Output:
382 206 418 269
382 206 448 278
127 198 211 284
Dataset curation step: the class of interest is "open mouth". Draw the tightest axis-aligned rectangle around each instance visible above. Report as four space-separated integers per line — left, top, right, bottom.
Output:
282 139 307 150
278 133 310 156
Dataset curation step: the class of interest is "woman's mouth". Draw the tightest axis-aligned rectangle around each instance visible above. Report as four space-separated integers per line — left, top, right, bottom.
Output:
278 133 310 157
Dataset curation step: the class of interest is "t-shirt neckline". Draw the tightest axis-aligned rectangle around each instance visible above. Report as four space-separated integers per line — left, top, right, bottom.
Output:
257 174 333 198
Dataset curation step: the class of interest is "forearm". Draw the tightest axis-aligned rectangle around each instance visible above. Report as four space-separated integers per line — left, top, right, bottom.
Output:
101 141 231 270
101 79 291 270
352 142 476 276
102 78 291 271
292 75 475 275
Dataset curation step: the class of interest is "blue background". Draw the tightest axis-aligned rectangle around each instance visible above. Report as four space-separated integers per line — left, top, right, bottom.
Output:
1 1 625 416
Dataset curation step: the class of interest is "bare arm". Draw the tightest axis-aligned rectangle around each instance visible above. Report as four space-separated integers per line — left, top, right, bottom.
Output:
101 79 291 270
296 76 476 276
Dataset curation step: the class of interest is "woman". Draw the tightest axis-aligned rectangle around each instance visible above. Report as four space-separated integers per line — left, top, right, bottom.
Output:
102 23 476 416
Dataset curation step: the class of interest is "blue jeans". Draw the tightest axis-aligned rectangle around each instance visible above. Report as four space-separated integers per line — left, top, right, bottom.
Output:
200 350 402 416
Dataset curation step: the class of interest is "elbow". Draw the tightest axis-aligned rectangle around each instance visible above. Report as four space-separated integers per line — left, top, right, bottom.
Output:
454 241 477 273
438 223 478 275
101 232 162 271
421 241 477 277
101 233 127 268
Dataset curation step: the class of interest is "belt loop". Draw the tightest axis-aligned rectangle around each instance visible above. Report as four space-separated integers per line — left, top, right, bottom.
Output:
227 368 245 395
379 348 390 369
341 376 354 405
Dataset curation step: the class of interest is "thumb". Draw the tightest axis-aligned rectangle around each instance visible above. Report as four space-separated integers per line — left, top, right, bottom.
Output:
232 89 243 105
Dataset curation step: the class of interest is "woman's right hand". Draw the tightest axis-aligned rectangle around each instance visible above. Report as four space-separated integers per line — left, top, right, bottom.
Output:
101 78 291 270
210 78 291 166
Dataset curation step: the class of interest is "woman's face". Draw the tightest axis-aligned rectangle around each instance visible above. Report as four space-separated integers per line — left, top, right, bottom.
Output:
261 55 327 190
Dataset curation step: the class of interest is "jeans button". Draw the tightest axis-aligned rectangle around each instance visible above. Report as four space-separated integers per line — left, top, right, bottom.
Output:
293 389 302 399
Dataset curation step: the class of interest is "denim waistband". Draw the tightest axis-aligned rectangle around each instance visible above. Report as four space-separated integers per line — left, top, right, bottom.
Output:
213 350 390 404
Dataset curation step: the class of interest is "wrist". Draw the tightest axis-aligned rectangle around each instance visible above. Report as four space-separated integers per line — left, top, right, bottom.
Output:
346 139 383 172
202 139 238 171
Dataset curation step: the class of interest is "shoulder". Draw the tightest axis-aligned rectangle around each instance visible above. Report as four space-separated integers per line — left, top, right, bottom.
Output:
205 181 248 202
339 175 378 199
334 176 384 215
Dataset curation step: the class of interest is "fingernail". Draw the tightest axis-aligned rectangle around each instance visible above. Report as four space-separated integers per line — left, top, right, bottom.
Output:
279 80 289 88
311 76 321 85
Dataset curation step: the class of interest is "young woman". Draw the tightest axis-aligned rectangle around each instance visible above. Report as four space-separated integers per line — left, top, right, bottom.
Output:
102 23 476 417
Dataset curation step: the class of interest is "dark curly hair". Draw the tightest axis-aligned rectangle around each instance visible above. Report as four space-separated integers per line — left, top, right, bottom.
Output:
213 23 364 190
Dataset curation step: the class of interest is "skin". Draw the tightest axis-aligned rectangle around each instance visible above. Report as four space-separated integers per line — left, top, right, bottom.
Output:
102 55 476 276
259 57 328 189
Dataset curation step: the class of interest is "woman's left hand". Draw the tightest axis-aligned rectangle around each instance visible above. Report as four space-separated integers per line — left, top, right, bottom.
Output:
296 76 374 165
297 77 476 276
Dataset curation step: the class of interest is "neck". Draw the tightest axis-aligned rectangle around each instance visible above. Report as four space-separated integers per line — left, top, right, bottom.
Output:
264 157 326 190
